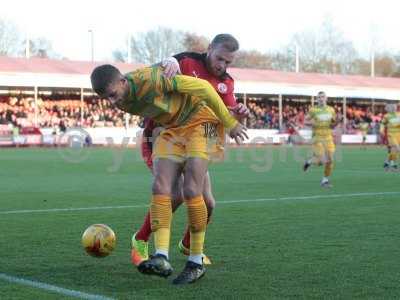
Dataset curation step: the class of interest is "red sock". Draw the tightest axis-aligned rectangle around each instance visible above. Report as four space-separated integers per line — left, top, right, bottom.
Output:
182 216 211 248
182 226 191 248
135 211 152 241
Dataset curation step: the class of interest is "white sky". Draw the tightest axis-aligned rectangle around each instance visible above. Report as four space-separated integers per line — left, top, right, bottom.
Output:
3 0 400 61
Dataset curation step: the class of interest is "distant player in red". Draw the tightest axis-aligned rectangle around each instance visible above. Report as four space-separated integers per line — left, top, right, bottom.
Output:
132 34 249 267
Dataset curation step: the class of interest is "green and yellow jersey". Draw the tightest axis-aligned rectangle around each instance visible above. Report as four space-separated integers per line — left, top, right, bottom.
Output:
308 105 336 140
116 66 237 130
382 112 400 135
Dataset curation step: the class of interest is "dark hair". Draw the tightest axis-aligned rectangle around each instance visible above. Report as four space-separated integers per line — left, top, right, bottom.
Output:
210 34 239 52
317 91 326 96
90 64 121 95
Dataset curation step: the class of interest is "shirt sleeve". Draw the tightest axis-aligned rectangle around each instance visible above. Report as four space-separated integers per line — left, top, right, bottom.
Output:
221 82 237 108
173 74 238 129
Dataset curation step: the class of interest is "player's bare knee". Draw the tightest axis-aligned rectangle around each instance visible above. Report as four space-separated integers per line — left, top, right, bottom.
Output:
152 178 171 195
183 182 202 200
183 176 202 198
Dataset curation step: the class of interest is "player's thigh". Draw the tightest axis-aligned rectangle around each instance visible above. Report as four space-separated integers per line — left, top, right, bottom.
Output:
171 175 184 211
324 140 336 162
152 158 183 195
183 157 209 199
312 141 324 160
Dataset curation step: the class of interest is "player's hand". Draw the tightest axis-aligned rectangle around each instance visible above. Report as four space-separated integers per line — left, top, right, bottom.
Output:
229 103 249 119
229 122 248 144
161 57 181 78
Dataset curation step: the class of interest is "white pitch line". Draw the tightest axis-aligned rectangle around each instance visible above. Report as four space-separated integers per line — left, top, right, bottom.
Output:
0 204 149 215
217 191 400 204
1 191 399 215
0 273 115 300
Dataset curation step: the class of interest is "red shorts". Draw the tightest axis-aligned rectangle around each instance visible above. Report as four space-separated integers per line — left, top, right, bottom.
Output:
141 135 153 170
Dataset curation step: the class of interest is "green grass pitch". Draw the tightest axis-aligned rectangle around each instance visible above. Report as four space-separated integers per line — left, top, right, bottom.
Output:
0 146 399 299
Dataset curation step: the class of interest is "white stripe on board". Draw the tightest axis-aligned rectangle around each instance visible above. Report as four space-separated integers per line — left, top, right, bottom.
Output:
1 191 399 215
0 273 115 300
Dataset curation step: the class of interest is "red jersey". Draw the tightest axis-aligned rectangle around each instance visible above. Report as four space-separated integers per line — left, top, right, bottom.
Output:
140 52 237 170
175 52 237 108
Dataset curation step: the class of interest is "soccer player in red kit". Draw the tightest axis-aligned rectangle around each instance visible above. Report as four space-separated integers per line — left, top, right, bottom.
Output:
131 34 249 267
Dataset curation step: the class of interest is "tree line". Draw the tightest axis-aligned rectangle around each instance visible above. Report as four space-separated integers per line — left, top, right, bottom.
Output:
113 20 400 77
1 17 400 77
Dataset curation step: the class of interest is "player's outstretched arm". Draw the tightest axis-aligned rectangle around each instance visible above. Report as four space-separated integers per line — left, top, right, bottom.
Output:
173 74 239 130
147 66 247 137
229 103 250 120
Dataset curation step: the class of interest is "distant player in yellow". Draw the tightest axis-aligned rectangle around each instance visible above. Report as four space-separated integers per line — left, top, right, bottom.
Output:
357 117 370 150
90 64 247 285
382 103 400 171
303 91 338 187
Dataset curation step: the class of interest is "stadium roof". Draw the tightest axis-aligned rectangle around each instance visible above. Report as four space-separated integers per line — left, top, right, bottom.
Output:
0 56 399 100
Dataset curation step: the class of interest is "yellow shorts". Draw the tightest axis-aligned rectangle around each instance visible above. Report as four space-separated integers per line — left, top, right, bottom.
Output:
153 106 225 162
388 133 400 148
312 138 335 161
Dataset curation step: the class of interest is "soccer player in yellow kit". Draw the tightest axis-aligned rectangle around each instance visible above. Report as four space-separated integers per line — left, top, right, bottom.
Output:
359 120 369 150
356 117 370 150
90 64 247 284
382 103 400 171
303 91 338 187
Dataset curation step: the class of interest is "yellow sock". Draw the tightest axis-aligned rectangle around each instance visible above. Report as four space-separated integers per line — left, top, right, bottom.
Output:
150 194 172 254
185 195 207 256
391 152 398 161
324 162 333 177
389 153 395 161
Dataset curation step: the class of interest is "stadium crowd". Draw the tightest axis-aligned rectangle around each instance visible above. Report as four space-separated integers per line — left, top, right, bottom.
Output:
246 99 386 134
0 96 141 130
0 96 389 134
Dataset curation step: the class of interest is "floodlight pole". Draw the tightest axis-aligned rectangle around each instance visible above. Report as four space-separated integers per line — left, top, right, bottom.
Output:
127 36 132 63
89 30 94 62
295 44 299 73
342 96 347 129
25 33 30 59
278 94 283 130
34 86 38 127
370 50 375 77
80 88 84 126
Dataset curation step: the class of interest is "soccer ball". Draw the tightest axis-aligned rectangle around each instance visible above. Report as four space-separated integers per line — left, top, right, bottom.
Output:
81 224 116 257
